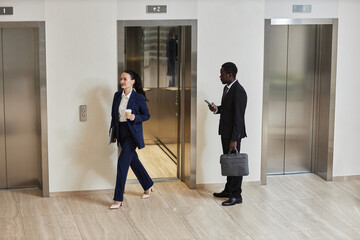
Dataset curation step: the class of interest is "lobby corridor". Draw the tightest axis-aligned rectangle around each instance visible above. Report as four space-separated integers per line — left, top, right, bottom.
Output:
1 174 360 239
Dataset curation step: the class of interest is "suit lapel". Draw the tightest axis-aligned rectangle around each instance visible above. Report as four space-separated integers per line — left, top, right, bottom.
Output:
115 90 122 110
127 90 136 110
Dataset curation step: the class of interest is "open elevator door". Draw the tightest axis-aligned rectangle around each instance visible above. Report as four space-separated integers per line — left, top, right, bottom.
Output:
118 21 197 189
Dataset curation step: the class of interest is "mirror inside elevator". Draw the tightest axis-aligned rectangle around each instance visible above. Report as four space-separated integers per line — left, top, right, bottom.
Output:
118 21 197 188
262 19 337 182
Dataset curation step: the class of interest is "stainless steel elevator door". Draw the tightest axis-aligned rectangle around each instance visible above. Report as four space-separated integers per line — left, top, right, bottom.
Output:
315 25 333 177
0 30 5 188
265 23 316 174
265 24 288 174
0 28 39 188
285 25 316 173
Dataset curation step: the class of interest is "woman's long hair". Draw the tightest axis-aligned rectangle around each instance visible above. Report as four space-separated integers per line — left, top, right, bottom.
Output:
124 70 146 99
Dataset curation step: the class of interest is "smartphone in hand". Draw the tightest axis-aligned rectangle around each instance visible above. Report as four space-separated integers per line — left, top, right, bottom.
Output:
205 100 217 112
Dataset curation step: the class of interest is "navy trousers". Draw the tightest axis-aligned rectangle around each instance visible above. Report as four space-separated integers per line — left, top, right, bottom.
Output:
113 122 153 201
221 137 243 198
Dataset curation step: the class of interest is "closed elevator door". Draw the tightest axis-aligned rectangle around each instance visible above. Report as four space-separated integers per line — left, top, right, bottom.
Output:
265 24 316 175
0 28 40 188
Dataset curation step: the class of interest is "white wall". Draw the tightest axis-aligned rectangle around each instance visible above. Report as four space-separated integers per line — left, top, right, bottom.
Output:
196 0 265 184
45 0 118 192
118 0 197 20
0 0 44 21
333 0 360 177
3 0 360 192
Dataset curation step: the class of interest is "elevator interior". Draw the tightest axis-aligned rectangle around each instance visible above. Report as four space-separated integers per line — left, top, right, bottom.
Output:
262 19 337 183
118 20 197 188
0 22 48 194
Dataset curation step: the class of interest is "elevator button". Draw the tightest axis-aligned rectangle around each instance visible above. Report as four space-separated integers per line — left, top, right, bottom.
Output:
79 105 87 122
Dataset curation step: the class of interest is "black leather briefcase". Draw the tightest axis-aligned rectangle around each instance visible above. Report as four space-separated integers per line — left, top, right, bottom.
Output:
220 151 249 176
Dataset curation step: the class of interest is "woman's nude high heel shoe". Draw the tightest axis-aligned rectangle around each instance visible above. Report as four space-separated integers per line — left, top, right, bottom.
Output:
141 186 154 199
109 201 122 209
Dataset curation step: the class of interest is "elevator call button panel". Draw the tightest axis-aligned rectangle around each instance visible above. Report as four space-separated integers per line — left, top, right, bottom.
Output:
79 105 87 122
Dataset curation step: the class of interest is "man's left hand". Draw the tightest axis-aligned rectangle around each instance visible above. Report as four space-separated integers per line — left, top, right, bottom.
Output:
229 140 237 152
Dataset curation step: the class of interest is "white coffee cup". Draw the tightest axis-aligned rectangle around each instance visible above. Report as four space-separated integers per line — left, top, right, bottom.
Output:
125 109 132 118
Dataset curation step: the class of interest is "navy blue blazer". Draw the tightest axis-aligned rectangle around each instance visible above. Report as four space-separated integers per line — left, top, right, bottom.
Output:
110 90 150 149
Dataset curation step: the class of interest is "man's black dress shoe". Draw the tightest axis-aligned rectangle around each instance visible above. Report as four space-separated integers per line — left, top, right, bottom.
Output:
213 191 231 198
221 197 242 206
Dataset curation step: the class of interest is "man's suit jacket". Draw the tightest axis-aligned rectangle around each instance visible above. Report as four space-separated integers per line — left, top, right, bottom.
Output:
110 90 150 149
217 80 247 141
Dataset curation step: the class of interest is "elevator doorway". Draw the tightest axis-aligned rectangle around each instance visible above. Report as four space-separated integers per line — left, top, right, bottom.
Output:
0 27 41 189
262 19 338 183
118 20 197 188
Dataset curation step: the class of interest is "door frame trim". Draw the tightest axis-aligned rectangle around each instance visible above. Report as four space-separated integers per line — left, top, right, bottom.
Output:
261 18 338 185
0 22 48 196
117 20 197 189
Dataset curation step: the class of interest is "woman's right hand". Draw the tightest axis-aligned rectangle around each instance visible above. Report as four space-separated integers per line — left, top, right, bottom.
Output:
112 138 116 143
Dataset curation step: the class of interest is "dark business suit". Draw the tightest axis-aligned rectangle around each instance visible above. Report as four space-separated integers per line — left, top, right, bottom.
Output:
110 90 153 202
216 80 247 198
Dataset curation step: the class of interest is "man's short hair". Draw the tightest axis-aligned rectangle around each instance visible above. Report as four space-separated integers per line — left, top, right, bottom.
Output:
222 62 237 78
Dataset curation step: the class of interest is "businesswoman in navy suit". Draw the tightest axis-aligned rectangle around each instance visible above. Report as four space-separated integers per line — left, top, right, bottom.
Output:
109 70 154 209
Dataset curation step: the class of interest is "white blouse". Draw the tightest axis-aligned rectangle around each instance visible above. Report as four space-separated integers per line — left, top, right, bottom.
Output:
119 91 132 122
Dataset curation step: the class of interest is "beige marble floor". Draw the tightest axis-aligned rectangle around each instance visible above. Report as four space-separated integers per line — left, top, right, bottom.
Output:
1 174 360 239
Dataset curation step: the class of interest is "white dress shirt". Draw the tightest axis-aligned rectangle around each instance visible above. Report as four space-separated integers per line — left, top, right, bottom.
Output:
226 79 238 92
119 90 132 122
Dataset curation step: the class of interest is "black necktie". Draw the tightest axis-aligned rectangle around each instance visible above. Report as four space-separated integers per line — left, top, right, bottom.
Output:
222 86 229 102
223 86 229 96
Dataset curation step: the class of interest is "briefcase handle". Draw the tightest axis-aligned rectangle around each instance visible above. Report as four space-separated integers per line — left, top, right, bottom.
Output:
228 149 239 154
